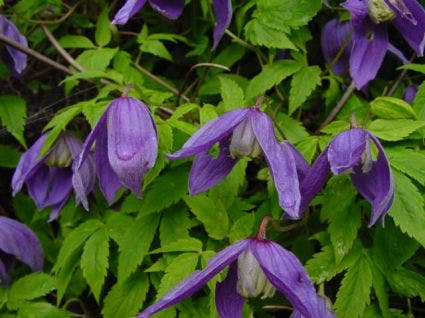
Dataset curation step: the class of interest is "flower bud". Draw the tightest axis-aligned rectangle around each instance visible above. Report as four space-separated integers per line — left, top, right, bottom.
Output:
236 250 276 299
45 135 73 167
367 0 396 23
229 119 261 158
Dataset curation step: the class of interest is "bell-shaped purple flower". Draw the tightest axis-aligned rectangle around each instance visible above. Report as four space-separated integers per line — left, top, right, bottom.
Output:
403 84 417 103
212 0 232 49
137 238 335 318
75 97 158 206
299 128 394 226
168 106 307 220
12 132 95 221
112 0 185 24
0 216 44 285
0 15 27 74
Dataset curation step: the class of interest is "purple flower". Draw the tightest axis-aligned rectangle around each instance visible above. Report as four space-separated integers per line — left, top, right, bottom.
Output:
338 0 425 89
112 0 185 24
12 133 95 221
403 84 418 103
168 106 307 220
0 216 43 285
137 238 334 317
212 0 232 49
0 15 27 74
299 128 394 226
75 97 158 206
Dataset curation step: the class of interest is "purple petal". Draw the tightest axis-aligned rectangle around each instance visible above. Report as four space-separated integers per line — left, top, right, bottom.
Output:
48 199 69 222
12 134 48 195
321 19 352 76
212 0 232 49
327 128 369 175
251 239 335 317
0 16 27 74
0 216 43 273
215 262 244 318
137 239 249 318
387 43 409 64
0 257 9 285
388 0 425 56
351 133 394 226
189 138 238 195
283 141 309 182
168 108 250 159
403 85 418 103
148 0 184 19
250 111 301 219
299 149 330 214
112 0 147 24
107 97 158 197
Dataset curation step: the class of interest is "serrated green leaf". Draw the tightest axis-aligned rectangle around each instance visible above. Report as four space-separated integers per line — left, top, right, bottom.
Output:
412 81 425 120
294 137 318 163
17 302 70 318
321 120 350 135
95 7 111 47
228 213 255 243
219 77 245 111
334 256 373 318
386 147 425 186
370 96 416 119
59 35 96 49
151 238 203 253
185 195 229 240
398 63 425 73
82 100 109 128
289 65 321 114
246 60 301 102
367 119 425 141
389 171 425 247
169 103 198 120
160 207 193 246
0 95 27 147
118 214 160 282
8 273 55 310
105 212 134 246
199 104 218 125
76 48 118 71
387 267 425 302
275 113 309 144
244 19 296 50
0 144 21 168
81 227 109 302
157 253 199 298
369 260 391 318
102 272 149 318
141 39 172 61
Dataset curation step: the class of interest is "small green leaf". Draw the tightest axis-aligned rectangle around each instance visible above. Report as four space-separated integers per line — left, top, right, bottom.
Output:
219 77 245 110
289 65 321 114
81 227 110 302
368 119 425 141
0 95 27 147
275 113 309 144
398 63 425 74
228 213 255 243
160 208 193 246
244 19 296 50
386 147 425 186
387 267 425 302
59 35 96 49
140 40 173 61
151 238 203 254
76 48 118 71
370 96 416 119
95 7 111 47
0 144 21 168
294 136 318 163
199 104 218 125
17 302 70 318
412 81 425 119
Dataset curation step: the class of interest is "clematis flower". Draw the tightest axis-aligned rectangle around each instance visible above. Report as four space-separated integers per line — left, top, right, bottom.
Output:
403 84 417 103
75 96 158 206
12 133 95 221
0 216 43 285
0 15 27 74
338 0 425 89
137 227 335 317
212 0 232 49
168 105 306 220
298 128 394 226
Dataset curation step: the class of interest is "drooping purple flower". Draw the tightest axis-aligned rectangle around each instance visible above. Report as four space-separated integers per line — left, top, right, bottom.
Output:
75 96 158 206
0 216 43 285
299 128 394 226
137 238 335 318
112 0 184 24
403 84 418 103
168 106 307 220
12 132 95 221
0 15 27 74
212 0 232 49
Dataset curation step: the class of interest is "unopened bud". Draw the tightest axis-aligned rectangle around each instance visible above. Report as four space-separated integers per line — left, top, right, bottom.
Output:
236 250 275 299
229 120 261 159
45 136 73 167
368 0 396 23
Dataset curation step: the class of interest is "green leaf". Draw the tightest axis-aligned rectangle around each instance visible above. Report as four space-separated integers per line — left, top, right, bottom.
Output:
334 256 373 318
0 95 27 146
387 267 425 302
246 60 301 102
17 302 70 318
289 65 321 114
389 171 425 247
184 195 229 240
151 238 203 253
244 19 296 50
386 147 425 186
398 63 425 73
160 207 193 246
199 104 218 126
118 214 160 282
140 40 173 61
370 96 416 119
8 273 55 310
102 272 149 318
76 48 118 71
105 212 134 246
275 113 309 144
412 81 425 119
157 253 199 298
95 7 111 47
369 262 391 318
80 227 110 302
0 144 21 168
219 77 245 110
228 213 255 243
367 119 425 141
59 35 96 49
294 136 318 163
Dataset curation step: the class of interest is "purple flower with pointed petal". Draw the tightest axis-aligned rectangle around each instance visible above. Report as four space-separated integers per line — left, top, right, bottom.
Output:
168 106 305 219
75 97 158 206
12 133 95 221
0 216 43 285
112 0 184 24
212 0 232 49
403 84 417 103
299 128 394 226
137 238 334 318
0 15 27 74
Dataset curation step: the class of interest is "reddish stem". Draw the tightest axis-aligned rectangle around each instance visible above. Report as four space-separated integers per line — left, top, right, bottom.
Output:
256 215 273 240
253 96 265 110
